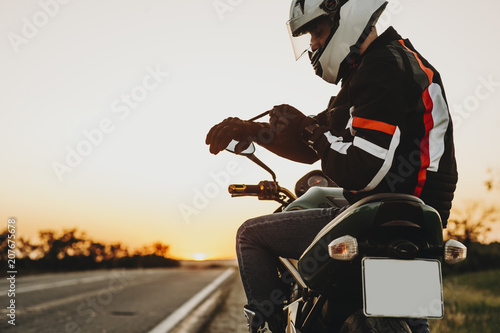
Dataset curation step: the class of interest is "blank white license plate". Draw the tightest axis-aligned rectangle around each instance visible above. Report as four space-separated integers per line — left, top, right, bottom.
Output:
362 258 443 318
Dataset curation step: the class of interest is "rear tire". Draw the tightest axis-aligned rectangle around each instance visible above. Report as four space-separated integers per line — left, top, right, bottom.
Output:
339 310 411 333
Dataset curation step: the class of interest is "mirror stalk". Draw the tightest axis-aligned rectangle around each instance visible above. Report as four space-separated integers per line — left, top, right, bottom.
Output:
246 154 277 183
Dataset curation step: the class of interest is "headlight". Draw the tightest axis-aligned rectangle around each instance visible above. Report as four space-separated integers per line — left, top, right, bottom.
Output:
328 235 358 261
444 239 467 264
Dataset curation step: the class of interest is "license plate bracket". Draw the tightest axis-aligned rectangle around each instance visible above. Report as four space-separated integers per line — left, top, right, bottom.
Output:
362 258 443 318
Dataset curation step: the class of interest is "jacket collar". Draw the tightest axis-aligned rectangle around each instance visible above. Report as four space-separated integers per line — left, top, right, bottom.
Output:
340 27 403 86
363 26 403 56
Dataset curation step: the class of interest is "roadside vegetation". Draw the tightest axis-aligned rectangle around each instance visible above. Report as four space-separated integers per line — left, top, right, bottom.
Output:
0 228 179 274
430 168 500 331
430 269 500 332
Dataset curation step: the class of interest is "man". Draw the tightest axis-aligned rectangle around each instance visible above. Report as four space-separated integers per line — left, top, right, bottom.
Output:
206 0 457 332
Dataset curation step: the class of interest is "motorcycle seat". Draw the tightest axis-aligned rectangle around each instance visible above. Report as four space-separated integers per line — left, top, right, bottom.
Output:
285 186 348 211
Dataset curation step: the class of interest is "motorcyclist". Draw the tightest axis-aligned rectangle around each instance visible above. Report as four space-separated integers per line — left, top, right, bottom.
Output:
206 1 458 332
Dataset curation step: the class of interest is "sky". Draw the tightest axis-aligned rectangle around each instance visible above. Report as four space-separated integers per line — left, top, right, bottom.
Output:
1 0 500 260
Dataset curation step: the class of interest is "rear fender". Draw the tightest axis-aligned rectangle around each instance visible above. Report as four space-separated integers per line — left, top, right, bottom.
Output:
297 194 444 291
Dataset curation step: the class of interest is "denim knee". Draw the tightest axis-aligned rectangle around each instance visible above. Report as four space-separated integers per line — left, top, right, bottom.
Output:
236 218 253 244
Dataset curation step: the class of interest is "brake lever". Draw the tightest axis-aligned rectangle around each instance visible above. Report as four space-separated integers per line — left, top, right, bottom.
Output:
247 109 271 122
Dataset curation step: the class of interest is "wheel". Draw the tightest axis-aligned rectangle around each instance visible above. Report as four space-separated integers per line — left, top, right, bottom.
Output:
339 310 411 333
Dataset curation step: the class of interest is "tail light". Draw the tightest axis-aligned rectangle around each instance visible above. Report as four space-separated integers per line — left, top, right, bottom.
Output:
444 239 467 264
328 235 358 261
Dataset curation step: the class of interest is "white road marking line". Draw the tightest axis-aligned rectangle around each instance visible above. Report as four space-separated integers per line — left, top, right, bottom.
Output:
0 272 123 295
170 288 224 333
0 269 157 295
147 268 234 333
2 275 111 295
0 272 147 315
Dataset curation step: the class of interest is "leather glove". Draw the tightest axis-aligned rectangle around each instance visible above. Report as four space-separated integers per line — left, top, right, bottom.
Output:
205 117 264 155
269 104 317 142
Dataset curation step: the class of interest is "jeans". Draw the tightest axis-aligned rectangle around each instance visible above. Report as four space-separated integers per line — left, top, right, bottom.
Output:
407 318 430 333
236 207 342 312
236 206 430 333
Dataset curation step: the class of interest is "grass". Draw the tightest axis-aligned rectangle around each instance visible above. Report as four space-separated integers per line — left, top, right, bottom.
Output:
429 269 500 332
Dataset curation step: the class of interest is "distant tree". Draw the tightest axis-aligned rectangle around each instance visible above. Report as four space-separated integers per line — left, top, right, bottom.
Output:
0 228 36 260
106 242 129 259
16 236 36 258
0 230 8 261
485 168 500 191
85 241 106 263
445 202 498 246
133 241 171 257
152 242 170 258
35 229 86 261
2 227 178 272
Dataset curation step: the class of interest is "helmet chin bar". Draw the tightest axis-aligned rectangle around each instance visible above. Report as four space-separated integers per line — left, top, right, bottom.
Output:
305 20 337 81
308 48 324 78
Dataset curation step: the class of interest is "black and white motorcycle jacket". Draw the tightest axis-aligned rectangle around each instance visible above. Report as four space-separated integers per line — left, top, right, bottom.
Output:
310 27 458 226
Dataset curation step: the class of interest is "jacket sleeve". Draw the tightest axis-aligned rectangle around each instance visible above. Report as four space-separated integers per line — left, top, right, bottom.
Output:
312 57 410 191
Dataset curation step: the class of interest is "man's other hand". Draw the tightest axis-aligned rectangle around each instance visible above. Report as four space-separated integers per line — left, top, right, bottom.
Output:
205 117 263 155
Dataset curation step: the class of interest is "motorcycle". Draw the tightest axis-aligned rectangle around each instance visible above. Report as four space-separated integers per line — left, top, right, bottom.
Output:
224 139 467 333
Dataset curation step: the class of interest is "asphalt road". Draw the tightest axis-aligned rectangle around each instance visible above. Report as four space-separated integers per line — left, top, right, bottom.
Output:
0 268 227 333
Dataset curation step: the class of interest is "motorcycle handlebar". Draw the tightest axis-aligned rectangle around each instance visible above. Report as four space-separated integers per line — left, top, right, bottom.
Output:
228 184 263 196
228 181 295 206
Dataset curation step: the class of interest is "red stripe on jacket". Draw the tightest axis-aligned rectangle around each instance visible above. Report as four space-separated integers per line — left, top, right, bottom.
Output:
352 117 397 135
398 40 434 197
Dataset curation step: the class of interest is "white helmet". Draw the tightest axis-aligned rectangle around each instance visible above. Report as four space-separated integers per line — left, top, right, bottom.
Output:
287 0 388 84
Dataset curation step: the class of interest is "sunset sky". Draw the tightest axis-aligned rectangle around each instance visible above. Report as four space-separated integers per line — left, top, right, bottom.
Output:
1 0 500 260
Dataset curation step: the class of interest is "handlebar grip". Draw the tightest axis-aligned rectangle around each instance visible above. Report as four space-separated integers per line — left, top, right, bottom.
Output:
228 184 262 195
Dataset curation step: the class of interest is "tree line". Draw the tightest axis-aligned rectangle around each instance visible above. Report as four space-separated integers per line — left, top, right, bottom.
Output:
0 228 179 274
442 168 500 274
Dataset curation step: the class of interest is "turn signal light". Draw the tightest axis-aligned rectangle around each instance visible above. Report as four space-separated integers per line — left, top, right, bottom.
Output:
444 239 467 264
328 235 358 261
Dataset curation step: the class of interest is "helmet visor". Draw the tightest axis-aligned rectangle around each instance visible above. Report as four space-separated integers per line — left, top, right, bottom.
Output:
287 20 313 60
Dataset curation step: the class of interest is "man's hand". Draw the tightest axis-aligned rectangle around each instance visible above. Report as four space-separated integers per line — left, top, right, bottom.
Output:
269 104 317 141
269 104 305 133
205 117 263 155
205 105 319 163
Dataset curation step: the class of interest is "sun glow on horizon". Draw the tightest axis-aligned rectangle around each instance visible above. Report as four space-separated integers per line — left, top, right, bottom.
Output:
192 253 208 261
